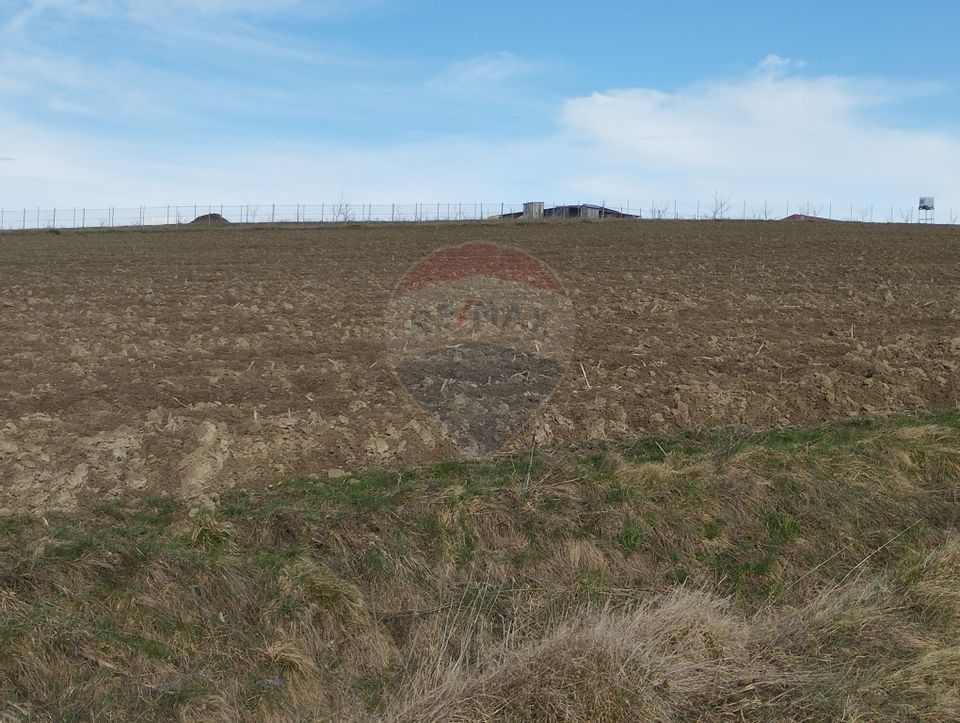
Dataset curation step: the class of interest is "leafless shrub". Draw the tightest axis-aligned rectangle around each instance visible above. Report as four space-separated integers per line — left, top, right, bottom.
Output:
710 191 732 220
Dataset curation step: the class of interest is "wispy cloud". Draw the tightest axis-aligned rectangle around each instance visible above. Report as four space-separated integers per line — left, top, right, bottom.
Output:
0 0 386 127
755 53 807 74
1 0 387 31
560 58 960 203
0 52 957 211
429 51 542 94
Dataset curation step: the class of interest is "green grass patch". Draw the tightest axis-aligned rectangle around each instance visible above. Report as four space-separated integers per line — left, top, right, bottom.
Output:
619 517 649 556
0 409 958 720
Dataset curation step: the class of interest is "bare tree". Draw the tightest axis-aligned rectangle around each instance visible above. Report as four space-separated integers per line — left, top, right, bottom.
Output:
799 202 826 218
649 201 672 219
331 193 353 223
755 202 773 221
710 191 732 220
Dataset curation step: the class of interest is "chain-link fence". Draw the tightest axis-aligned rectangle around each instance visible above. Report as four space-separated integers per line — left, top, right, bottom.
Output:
0 200 956 231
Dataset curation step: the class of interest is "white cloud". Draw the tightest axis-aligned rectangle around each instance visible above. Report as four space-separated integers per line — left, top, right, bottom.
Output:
1 56 958 215
0 108 576 208
2 0 382 30
755 54 806 74
560 59 960 204
0 0 379 125
430 51 542 93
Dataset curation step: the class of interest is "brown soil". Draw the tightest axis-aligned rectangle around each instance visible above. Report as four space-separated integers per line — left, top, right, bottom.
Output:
782 213 829 222
1 220 958 512
189 213 230 226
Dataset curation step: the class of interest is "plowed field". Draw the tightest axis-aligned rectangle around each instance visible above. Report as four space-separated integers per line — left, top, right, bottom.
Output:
2 220 958 511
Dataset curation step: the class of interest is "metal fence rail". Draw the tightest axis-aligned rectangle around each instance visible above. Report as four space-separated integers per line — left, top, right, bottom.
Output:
0 201 957 231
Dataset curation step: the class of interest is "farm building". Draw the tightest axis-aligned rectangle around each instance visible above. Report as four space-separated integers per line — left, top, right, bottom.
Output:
500 203 639 220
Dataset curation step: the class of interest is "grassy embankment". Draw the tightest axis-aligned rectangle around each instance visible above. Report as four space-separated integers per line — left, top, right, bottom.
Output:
2 411 959 721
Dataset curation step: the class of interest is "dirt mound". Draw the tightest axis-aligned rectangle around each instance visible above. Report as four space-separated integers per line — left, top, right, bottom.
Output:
782 213 827 222
189 213 231 226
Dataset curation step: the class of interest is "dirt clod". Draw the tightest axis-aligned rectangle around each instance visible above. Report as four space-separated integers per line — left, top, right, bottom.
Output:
1 220 958 511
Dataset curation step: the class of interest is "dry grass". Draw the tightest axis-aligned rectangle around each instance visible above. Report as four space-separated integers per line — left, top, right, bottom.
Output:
392 562 960 722
1 410 958 721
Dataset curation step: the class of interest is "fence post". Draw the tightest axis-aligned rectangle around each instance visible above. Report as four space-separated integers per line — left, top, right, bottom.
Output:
22 208 26 230
696 200 700 219
1 207 3 230
271 204 275 223
82 208 85 228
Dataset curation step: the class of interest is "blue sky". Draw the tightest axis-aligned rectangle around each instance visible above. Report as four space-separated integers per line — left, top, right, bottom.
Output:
1 0 959 210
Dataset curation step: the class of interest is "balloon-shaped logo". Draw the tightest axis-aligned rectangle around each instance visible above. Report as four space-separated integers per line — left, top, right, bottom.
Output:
385 243 575 458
